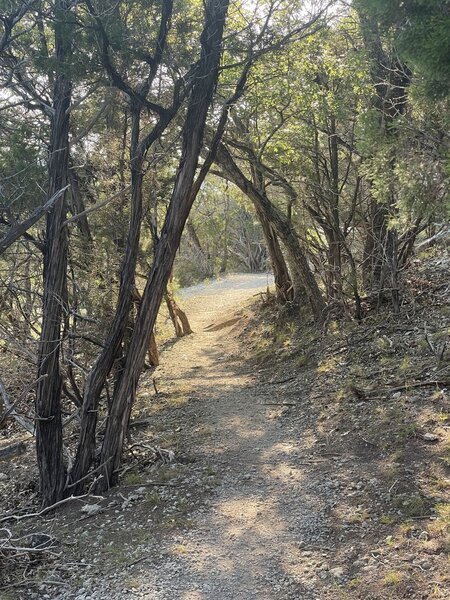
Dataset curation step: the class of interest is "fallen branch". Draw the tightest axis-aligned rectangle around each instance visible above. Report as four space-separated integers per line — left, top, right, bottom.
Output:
125 554 152 569
128 417 152 429
356 380 450 399
267 376 296 385
0 397 21 428
386 380 450 394
0 579 68 591
356 433 378 447
0 186 69 255
66 458 111 489
0 376 42 435
121 481 178 488
0 491 104 524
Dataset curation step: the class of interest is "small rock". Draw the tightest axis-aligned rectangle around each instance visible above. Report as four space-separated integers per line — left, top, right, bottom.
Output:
0 472 8 481
422 433 439 442
81 503 103 516
330 567 344 578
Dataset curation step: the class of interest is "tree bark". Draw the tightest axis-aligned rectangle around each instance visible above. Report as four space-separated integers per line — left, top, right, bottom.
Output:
165 289 193 337
70 117 145 488
256 208 293 302
147 332 159 367
249 161 293 301
35 0 72 507
132 286 160 366
215 143 325 320
70 3 175 489
68 163 92 242
96 0 230 491
357 7 411 310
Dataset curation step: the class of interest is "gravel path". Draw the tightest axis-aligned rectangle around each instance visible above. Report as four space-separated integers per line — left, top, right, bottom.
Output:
122 274 331 599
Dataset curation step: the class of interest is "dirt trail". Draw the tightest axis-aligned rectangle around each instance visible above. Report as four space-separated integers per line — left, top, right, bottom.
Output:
123 274 331 600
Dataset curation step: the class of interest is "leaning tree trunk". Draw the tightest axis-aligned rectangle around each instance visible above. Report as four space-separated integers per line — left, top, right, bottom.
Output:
215 143 325 320
70 129 145 489
147 332 159 367
35 0 72 507
69 1 175 491
96 0 230 491
256 207 293 302
132 286 160 366
250 164 293 302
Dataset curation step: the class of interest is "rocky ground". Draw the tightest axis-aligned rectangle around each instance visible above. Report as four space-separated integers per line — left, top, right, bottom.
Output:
0 262 449 599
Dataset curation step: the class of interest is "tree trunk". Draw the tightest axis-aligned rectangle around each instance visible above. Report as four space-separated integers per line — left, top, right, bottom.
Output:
131 286 160 366
362 199 386 291
215 143 325 320
358 8 411 311
96 0 230 491
327 115 343 300
250 163 293 302
256 208 293 301
165 289 193 337
186 221 213 277
70 130 145 488
220 192 230 272
147 332 159 367
35 0 72 507
68 163 92 242
69 2 184 490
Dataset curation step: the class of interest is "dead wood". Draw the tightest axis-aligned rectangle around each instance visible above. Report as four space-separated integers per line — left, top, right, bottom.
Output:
267 376 296 385
355 380 450 399
0 377 36 434
263 402 297 406
128 418 153 429
387 380 450 393
0 490 105 524
0 186 69 255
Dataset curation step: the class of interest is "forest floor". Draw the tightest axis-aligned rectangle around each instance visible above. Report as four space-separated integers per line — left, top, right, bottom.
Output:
1 261 450 600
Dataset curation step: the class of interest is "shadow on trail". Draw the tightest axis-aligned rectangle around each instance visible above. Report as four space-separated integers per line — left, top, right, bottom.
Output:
129 342 332 599
121 271 449 599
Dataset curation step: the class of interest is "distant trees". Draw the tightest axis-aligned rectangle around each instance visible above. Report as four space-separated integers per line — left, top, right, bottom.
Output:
176 183 269 286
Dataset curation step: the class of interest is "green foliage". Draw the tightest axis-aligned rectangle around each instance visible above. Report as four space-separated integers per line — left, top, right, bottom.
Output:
355 0 450 98
0 124 46 213
174 179 267 287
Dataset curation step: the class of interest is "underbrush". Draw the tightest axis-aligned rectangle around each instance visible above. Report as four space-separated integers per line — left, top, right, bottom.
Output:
238 251 450 599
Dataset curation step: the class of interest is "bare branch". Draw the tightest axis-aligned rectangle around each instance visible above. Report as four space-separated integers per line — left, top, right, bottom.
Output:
0 186 69 255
